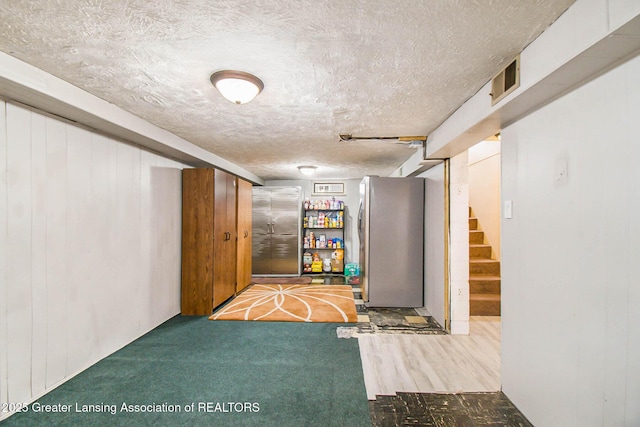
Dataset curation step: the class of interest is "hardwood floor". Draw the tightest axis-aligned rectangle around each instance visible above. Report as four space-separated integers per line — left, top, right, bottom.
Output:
358 316 501 399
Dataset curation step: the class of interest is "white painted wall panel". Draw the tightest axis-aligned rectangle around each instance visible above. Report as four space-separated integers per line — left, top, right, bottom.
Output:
139 149 154 324
0 100 8 410
147 155 183 323
501 54 640 426
44 117 68 389
116 142 143 335
0 102 186 420
6 104 33 404
592 60 631 425
88 133 114 357
29 112 47 398
420 163 446 327
448 152 469 335
625 51 640 426
65 125 96 376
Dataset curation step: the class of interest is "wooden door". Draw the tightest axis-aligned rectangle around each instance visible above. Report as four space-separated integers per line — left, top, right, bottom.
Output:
213 169 236 307
181 169 215 315
236 178 252 292
225 173 237 295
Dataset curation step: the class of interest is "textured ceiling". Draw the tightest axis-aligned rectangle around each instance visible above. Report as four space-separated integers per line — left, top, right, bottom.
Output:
0 0 574 180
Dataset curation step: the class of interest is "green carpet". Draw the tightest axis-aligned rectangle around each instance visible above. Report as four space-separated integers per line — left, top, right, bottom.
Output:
1 316 370 427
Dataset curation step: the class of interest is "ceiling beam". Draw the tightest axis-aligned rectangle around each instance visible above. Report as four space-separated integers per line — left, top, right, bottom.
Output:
0 52 264 185
424 10 640 162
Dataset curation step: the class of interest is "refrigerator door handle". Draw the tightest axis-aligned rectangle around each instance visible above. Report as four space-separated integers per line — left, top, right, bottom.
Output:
271 221 276 234
357 201 363 240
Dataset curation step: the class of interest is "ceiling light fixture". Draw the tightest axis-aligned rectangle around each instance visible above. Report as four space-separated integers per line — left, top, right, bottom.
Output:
339 134 427 148
210 70 264 104
297 166 317 176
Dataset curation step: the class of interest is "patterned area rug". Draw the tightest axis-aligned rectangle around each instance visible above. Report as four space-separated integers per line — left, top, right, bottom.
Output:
210 284 358 323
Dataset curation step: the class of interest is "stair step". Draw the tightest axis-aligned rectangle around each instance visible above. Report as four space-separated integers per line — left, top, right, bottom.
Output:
469 258 500 275
469 274 501 281
469 244 492 258
470 293 501 316
468 207 500 316
469 275 501 294
469 230 484 244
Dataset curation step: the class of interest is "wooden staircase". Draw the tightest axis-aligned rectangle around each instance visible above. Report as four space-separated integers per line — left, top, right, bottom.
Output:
469 208 501 316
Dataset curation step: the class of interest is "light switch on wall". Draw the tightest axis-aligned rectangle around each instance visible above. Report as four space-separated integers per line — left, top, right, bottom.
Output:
504 200 513 219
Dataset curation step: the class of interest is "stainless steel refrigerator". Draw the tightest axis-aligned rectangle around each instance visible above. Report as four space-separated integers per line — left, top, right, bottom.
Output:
358 176 424 307
252 186 301 275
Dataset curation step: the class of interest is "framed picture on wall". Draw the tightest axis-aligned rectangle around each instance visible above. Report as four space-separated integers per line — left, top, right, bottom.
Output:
313 182 344 194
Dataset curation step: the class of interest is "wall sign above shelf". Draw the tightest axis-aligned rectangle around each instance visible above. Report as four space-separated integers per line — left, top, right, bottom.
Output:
313 182 344 194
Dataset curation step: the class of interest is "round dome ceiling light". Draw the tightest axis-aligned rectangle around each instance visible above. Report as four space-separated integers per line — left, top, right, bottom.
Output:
210 70 264 104
297 166 317 176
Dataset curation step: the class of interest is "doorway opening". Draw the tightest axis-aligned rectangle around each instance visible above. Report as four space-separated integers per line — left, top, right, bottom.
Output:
468 137 502 316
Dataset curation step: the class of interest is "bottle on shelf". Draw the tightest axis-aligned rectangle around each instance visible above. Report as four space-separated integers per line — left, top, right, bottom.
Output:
305 198 345 211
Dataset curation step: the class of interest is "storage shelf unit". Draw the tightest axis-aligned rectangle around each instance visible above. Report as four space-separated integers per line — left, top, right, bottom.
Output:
301 201 345 275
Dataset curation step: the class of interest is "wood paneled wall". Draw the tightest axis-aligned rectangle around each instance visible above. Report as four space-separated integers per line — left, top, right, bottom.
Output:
0 101 186 418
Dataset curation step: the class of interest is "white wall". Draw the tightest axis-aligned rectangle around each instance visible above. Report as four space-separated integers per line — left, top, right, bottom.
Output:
0 101 185 419
420 163 446 326
501 53 640 426
448 152 469 335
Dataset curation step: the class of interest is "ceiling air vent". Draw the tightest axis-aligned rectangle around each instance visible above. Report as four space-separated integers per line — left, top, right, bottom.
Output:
490 55 520 106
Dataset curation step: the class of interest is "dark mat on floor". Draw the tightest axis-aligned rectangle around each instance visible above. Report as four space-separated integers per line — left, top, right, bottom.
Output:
356 307 446 335
2 316 370 427
369 392 533 427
